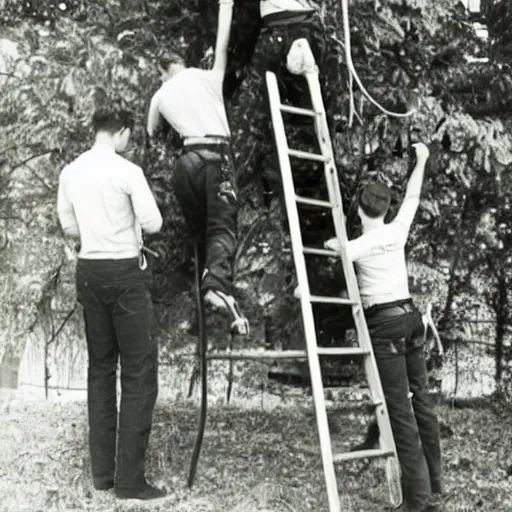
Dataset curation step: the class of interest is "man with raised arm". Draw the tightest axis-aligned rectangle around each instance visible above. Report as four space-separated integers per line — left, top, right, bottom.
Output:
326 143 443 512
147 0 248 335
58 106 166 501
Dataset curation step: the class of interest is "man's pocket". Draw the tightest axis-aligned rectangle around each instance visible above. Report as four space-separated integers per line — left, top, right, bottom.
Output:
371 336 407 358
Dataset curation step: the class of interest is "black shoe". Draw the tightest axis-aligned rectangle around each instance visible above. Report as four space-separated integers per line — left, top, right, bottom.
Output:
93 479 114 490
350 420 380 452
115 482 167 501
424 493 443 512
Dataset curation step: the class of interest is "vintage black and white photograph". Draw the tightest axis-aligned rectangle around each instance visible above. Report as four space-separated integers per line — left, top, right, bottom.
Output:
0 0 511 510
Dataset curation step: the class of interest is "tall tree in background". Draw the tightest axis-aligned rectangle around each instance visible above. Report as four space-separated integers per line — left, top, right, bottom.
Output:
0 0 510 389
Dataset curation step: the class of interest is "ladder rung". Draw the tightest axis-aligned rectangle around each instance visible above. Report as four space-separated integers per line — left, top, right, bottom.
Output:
206 349 308 361
295 195 333 209
316 347 369 357
333 448 394 464
310 295 357 305
288 148 329 162
280 104 317 117
303 246 339 257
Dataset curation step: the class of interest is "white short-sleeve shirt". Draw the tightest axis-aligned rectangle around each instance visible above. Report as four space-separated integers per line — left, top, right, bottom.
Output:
346 196 420 308
155 68 230 138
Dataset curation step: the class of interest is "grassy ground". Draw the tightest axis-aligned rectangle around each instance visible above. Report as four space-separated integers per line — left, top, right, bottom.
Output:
1 388 512 512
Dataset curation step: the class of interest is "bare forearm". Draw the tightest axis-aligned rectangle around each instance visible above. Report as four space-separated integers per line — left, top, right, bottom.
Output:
147 95 162 137
405 159 427 198
213 0 234 72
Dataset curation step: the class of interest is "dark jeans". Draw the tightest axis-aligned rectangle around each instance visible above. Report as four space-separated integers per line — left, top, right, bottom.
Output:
366 302 443 511
76 258 158 492
233 15 348 305
173 145 238 296
236 14 343 204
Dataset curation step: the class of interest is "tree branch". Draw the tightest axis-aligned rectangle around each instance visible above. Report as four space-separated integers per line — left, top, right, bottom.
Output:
0 71 22 80
7 150 56 176
0 145 18 156
46 305 78 348
23 163 55 191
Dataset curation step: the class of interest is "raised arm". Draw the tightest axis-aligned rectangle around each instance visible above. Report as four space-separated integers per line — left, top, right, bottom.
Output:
212 0 234 74
146 92 162 137
394 142 429 232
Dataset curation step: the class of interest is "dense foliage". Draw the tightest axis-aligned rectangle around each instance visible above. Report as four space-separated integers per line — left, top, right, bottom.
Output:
0 0 511 389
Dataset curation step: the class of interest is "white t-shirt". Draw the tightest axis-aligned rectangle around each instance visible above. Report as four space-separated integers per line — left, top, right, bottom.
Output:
57 145 162 260
260 0 314 17
345 196 420 308
155 68 230 138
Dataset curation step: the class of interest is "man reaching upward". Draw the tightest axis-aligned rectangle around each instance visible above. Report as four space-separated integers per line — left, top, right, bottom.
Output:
326 143 443 512
147 0 248 334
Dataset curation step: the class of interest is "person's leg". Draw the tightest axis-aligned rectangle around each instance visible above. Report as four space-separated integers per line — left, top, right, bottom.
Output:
371 333 433 511
173 151 208 266
249 27 289 206
111 262 160 497
76 261 118 491
200 150 250 334
406 313 443 496
202 152 238 296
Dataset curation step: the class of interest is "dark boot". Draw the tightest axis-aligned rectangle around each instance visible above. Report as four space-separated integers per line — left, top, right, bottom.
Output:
115 481 167 501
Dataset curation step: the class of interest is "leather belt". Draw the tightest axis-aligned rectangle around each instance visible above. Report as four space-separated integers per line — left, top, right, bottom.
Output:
262 11 313 28
183 136 230 147
365 298 414 319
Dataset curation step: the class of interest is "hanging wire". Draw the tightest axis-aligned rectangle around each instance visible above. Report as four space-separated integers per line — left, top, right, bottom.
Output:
341 0 416 120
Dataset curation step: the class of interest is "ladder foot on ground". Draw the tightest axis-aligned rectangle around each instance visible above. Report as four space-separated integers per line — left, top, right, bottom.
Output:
187 48 403 512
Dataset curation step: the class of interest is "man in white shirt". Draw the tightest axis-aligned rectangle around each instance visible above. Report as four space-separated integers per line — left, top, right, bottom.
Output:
147 0 249 335
58 106 166 501
326 143 443 512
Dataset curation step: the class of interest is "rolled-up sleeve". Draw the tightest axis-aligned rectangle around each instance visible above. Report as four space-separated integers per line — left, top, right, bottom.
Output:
129 167 163 234
57 172 80 237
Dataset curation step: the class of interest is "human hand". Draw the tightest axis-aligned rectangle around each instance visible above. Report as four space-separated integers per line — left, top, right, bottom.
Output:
412 142 429 163
324 237 341 252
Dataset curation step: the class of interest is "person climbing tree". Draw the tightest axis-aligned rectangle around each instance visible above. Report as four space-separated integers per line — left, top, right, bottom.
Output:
226 0 351 381
146 0 249 335
229 0 341 207
326 142 443 512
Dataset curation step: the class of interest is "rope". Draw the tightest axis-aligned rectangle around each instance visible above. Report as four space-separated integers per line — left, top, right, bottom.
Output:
340 0 416 119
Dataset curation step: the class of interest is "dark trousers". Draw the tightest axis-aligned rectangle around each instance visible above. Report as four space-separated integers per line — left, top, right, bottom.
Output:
173 145 238 296
76 258 158 491
234 15 347 298
236 14 342 204
366 302 443 511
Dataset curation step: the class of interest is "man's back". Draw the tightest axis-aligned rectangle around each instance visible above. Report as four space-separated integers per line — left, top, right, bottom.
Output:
348 221 409 308
156 68 230 138
58 146 161 259
346 194 420 308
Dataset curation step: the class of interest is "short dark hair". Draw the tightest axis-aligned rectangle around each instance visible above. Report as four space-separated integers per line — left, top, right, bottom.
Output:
158 51 186 71
92 107 135 134
358 182 391 218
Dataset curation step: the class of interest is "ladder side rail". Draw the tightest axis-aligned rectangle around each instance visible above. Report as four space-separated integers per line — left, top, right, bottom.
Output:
266 70 341 512
304 71 402 503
